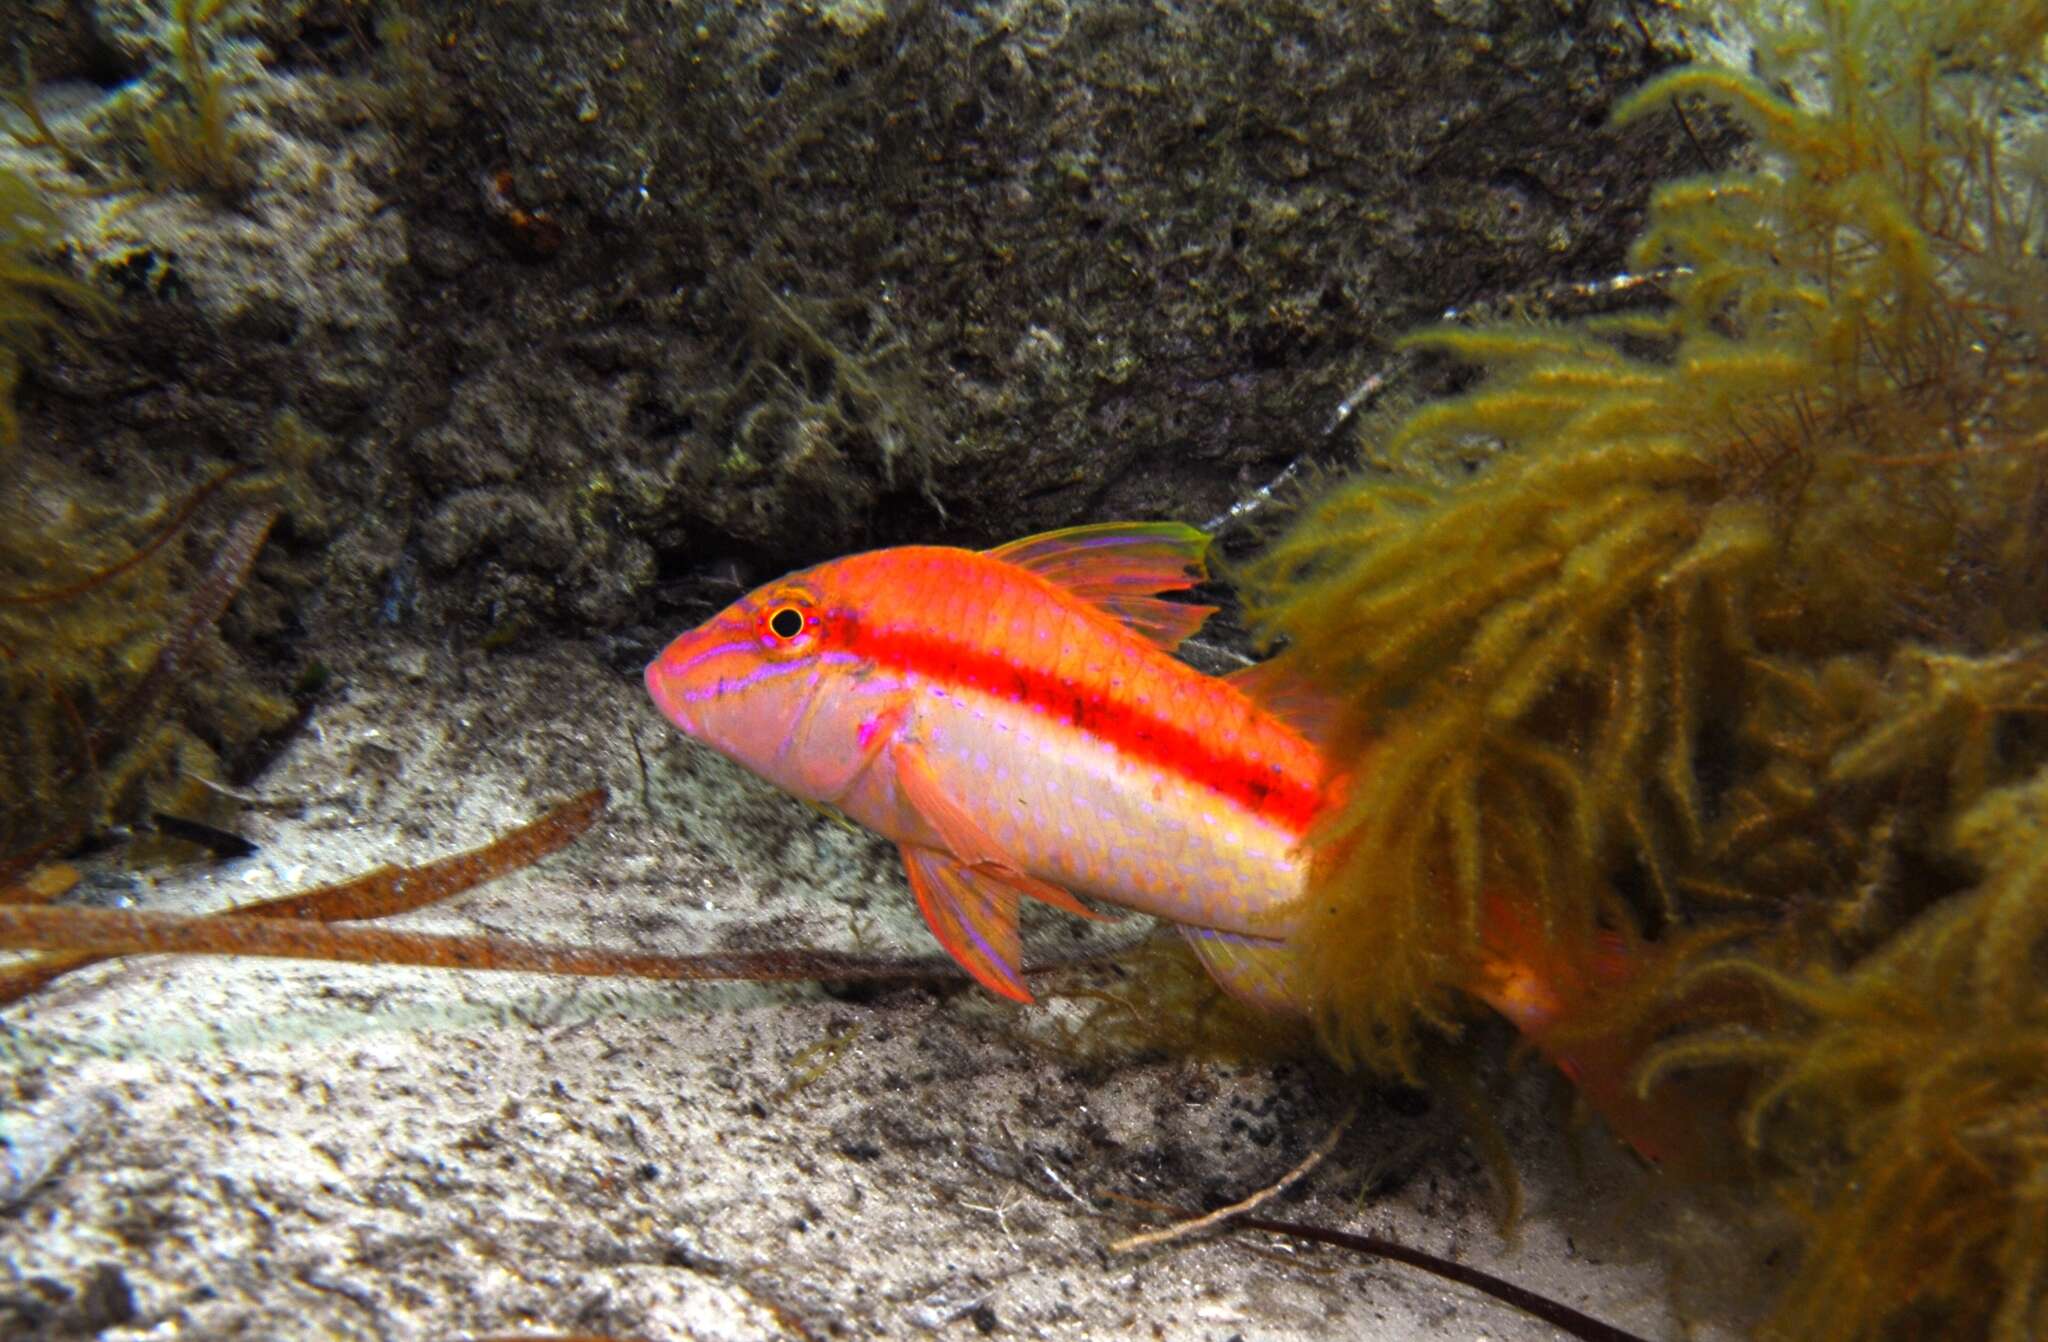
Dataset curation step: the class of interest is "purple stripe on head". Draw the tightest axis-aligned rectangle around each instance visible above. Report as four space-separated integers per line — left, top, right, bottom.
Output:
678 656 817 703
669 637 760 675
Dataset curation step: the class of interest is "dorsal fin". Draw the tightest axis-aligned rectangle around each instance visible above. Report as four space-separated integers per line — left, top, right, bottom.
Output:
987 521 1217 649
1226 656 1344 746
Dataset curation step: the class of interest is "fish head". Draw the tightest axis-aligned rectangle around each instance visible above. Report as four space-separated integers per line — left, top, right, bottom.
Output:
644 567 868 800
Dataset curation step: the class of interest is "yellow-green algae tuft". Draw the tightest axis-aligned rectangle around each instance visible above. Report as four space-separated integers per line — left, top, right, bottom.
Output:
0 408 331 875
1238 0 2048 1337
0 165 104 448
144 0 252 200
0 460 297 874
1637 772 2048 1342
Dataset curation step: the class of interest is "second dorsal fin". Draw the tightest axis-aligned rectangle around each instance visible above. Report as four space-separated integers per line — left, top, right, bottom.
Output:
986 521 1217 649
1226 655 1344 746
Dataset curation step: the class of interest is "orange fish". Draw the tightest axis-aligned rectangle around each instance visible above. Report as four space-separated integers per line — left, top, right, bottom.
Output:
644 522 1330 1008
647 521 1693 1159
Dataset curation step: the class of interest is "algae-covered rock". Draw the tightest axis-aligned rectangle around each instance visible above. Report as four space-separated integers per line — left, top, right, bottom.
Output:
395 0 1724 629
0 0 1724 865
6 0 1721 648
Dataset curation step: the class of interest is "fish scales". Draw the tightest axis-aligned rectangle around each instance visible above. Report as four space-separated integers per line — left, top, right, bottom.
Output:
829 548 1322 826
648 523 1337 1008
820 547 1315 933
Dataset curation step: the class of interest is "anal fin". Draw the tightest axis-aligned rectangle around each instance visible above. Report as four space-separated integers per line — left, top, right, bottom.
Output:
1181 926 1305 1016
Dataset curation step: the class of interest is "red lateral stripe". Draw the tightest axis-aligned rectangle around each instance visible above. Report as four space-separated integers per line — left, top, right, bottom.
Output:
846 621 1323 833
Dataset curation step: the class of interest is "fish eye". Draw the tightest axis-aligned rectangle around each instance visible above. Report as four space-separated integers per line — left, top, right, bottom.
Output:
768 606 805 640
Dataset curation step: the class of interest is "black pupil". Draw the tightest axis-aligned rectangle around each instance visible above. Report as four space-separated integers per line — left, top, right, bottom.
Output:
770 608 804 639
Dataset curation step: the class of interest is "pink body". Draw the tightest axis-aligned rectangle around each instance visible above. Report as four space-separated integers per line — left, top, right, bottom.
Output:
644 524 1326 1002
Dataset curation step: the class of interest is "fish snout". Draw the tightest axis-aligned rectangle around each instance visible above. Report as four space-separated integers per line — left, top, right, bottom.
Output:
644 639 702 736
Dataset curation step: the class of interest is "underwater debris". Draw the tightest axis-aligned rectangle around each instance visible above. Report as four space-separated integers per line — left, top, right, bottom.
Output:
0 786 1154 1001
1110 1099 1358 1253
1237 0 2048 1336
0 787 608 1004
1100 1141 1652 1342
768 1023 862 1106
89 503 279 776
0 875 1196 1054
0 465 246 607
0 895 1145 996
0 463 294 881
1224 1210 1649 1342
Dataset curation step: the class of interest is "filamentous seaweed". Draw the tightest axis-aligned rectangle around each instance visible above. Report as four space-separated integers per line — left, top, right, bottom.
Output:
1238 1 2048 1337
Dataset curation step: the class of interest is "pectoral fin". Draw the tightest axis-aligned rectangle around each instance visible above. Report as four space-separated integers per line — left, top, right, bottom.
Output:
890 742 1111 922
902 844 1030 1002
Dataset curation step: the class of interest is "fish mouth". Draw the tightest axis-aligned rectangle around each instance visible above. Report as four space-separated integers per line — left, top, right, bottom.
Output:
644 656 696 735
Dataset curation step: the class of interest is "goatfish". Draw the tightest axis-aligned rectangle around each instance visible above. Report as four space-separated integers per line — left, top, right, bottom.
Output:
643 522 1324 1011
642 521 1683 1161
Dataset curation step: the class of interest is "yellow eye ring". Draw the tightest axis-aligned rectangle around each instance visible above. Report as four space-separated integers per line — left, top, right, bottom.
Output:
767 606 805 640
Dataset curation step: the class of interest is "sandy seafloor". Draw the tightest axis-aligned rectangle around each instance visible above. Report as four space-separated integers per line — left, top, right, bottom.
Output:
0 642 1765 1340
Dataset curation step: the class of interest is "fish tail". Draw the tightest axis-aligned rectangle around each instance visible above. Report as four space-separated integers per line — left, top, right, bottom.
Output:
1470 894 1712 1167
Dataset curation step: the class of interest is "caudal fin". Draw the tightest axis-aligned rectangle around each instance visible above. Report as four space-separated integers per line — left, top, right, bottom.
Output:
1470 895 1725 1168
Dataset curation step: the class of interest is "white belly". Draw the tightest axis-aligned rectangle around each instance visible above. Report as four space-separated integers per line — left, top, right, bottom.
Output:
837 679 1304 938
